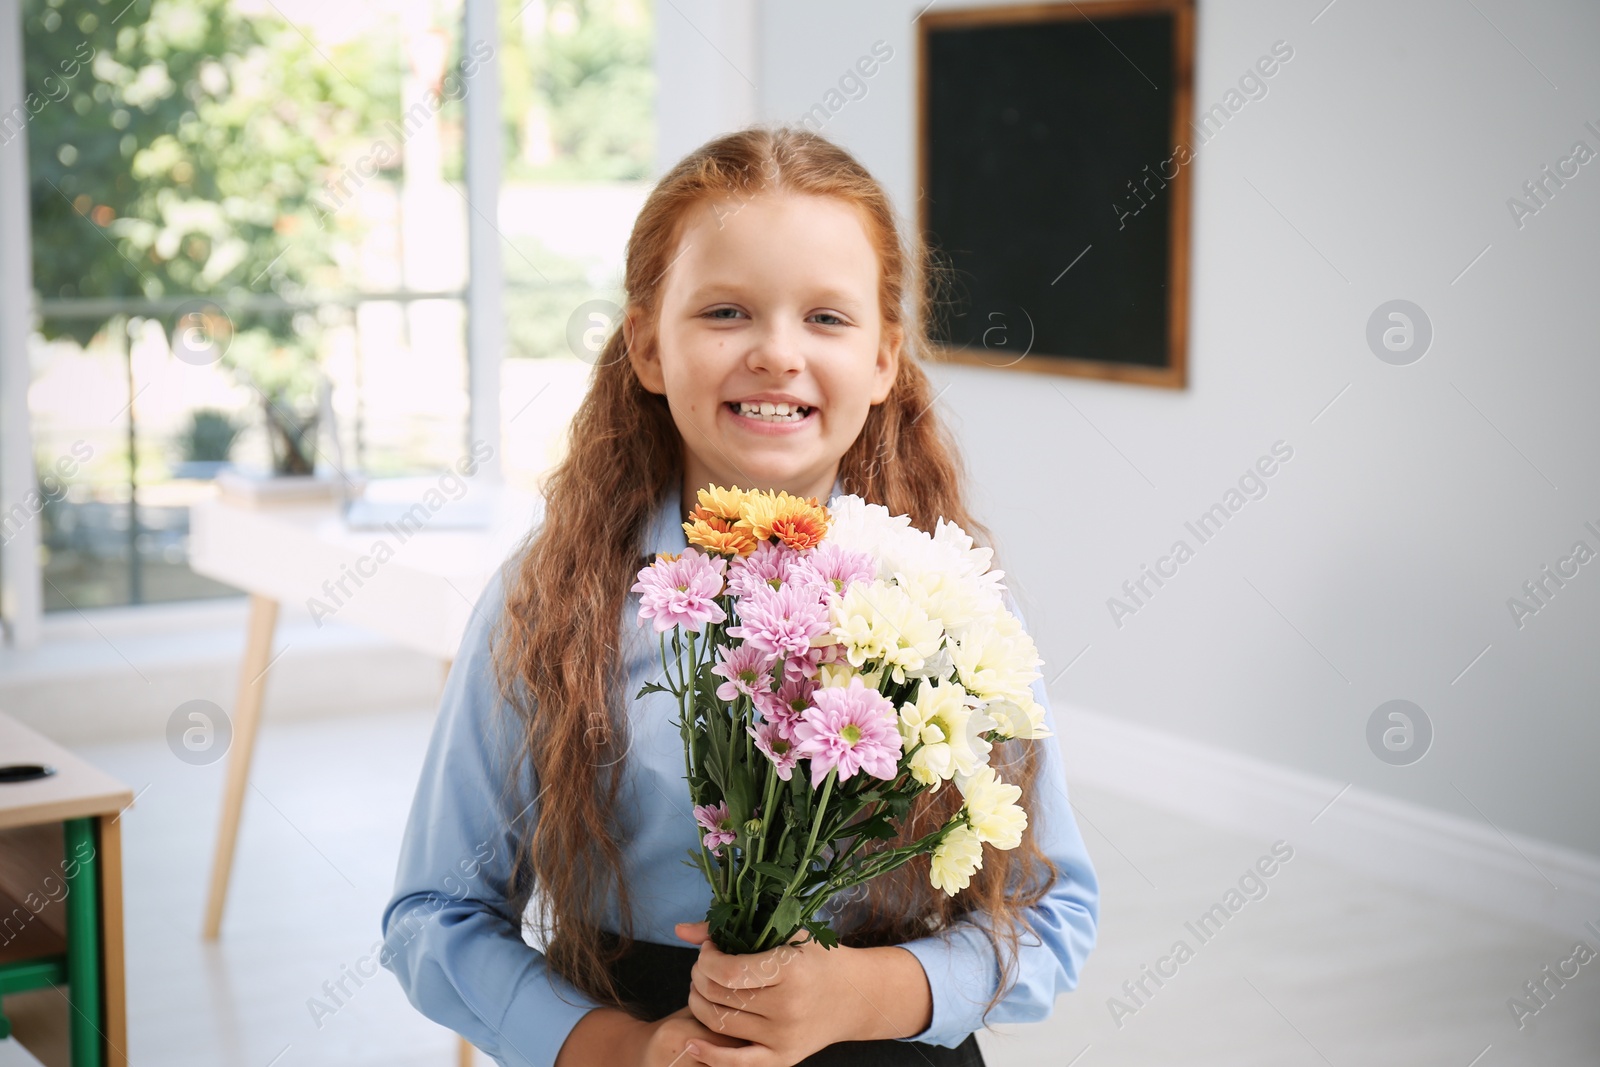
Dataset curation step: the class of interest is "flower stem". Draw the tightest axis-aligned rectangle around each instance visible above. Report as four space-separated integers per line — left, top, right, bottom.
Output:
800 767 836 876
736 764 780 936
751 767 837 949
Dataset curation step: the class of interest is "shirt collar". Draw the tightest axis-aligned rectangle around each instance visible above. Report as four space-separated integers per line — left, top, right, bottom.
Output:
643 474 847 559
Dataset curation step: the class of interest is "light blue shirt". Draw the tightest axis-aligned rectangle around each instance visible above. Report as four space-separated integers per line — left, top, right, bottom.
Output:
380 475 1099 1065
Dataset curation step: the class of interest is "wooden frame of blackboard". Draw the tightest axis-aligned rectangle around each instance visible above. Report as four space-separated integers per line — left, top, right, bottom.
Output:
916 0 1196 389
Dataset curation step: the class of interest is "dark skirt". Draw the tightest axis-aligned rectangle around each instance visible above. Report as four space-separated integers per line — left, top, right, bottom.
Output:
599 930 985 1066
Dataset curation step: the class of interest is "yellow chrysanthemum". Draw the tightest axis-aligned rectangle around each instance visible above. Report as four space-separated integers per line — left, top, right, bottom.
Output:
929 823 983 896
693 484 752 523
958 765 1027 850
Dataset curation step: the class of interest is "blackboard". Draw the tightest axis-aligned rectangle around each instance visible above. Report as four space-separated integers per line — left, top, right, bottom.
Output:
918 0 1194 388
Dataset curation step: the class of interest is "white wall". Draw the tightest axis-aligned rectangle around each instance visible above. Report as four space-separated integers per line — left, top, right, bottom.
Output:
656 0 1600 857
654 0 759 173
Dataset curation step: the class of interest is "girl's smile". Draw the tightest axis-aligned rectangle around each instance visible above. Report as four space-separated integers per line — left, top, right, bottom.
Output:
628 190 901 508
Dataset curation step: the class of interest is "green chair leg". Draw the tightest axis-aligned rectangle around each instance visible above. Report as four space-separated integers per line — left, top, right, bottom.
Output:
63 818 102 1067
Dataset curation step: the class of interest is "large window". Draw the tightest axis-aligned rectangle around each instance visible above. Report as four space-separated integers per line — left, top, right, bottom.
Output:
2 0 653 625
495 0 653 490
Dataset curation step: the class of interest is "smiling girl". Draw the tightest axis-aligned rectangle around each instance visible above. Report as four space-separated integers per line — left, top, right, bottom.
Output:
381 124 1099 1067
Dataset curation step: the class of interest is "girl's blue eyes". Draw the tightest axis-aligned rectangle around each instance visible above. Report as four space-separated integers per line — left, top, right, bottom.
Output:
702 308 847 326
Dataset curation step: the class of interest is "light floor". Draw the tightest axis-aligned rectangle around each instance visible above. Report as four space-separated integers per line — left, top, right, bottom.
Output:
7 707 1597 1066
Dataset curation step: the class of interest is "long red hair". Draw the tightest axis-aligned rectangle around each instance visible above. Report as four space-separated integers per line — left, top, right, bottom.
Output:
492 123 1059 1027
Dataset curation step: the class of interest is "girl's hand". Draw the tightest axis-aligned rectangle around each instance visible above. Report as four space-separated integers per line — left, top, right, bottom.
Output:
672 920 867 1067
636 1005 750 1067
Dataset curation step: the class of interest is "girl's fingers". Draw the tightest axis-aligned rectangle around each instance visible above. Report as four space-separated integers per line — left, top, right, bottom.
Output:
675 920 711 945
688 982 760 1041
687 1038 768 1067
693 960 766 1019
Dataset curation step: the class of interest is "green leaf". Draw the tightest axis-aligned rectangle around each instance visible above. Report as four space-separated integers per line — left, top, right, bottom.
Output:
804 922 840 949
707 899 737 927
724 771 754 823
748 861 793 882
771 896 802 939
855 815 899 841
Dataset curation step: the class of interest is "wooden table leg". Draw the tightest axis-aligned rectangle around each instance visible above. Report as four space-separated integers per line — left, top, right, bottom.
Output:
97 815 127 1067
202 593 280 940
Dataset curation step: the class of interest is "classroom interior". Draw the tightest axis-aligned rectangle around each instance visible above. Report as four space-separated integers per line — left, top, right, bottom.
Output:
1 1 1596 1065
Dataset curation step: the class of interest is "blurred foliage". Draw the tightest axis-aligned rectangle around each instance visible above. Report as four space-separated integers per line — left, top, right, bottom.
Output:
22 0 402 353
502 235 597 359
180 407 239 462
497 0 653 182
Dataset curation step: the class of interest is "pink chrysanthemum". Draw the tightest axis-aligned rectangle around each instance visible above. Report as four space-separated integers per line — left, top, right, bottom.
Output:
793 676 903 788
777 639 846 684
726 540 805 600
754 675 817 734
748 719 800 781
790 542 876 601
725 582 832 661
632 548 728 633
693 800 737 857
711 643 777 702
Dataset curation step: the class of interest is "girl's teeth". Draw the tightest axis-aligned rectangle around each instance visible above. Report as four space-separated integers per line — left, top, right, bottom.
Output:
734 401 810 422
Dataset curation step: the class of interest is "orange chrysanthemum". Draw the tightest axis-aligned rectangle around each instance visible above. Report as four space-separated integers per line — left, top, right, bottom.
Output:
683 514 760 557
740 490 831 549
770 509 829 551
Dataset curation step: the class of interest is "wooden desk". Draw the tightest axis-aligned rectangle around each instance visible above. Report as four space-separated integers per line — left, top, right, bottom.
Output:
0 713 133 1067
186 483 539 940
0 1037 46 1066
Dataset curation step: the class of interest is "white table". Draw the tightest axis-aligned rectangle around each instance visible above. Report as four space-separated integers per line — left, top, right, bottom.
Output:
192 481 539 1067
188 481 540 940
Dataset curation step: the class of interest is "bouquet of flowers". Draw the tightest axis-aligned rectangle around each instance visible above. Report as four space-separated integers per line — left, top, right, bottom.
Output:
631 485 1053 955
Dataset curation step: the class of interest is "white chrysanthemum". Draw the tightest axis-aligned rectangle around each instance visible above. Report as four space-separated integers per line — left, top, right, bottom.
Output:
898 678 995 788
830 579 944 685
957 765 1027 850
950 617 1044 704
929 822 983 895
930 517 1007 600
905 642 953 682
984 693 1053 741
824 496 926 580
991 606 1026 638
894 569 998 643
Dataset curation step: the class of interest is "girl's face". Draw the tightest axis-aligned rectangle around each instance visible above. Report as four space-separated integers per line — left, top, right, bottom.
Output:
628 190 902 513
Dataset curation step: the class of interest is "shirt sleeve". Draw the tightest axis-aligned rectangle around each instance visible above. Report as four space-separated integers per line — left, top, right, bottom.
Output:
379 563 606 1066
891 586 1101 1048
